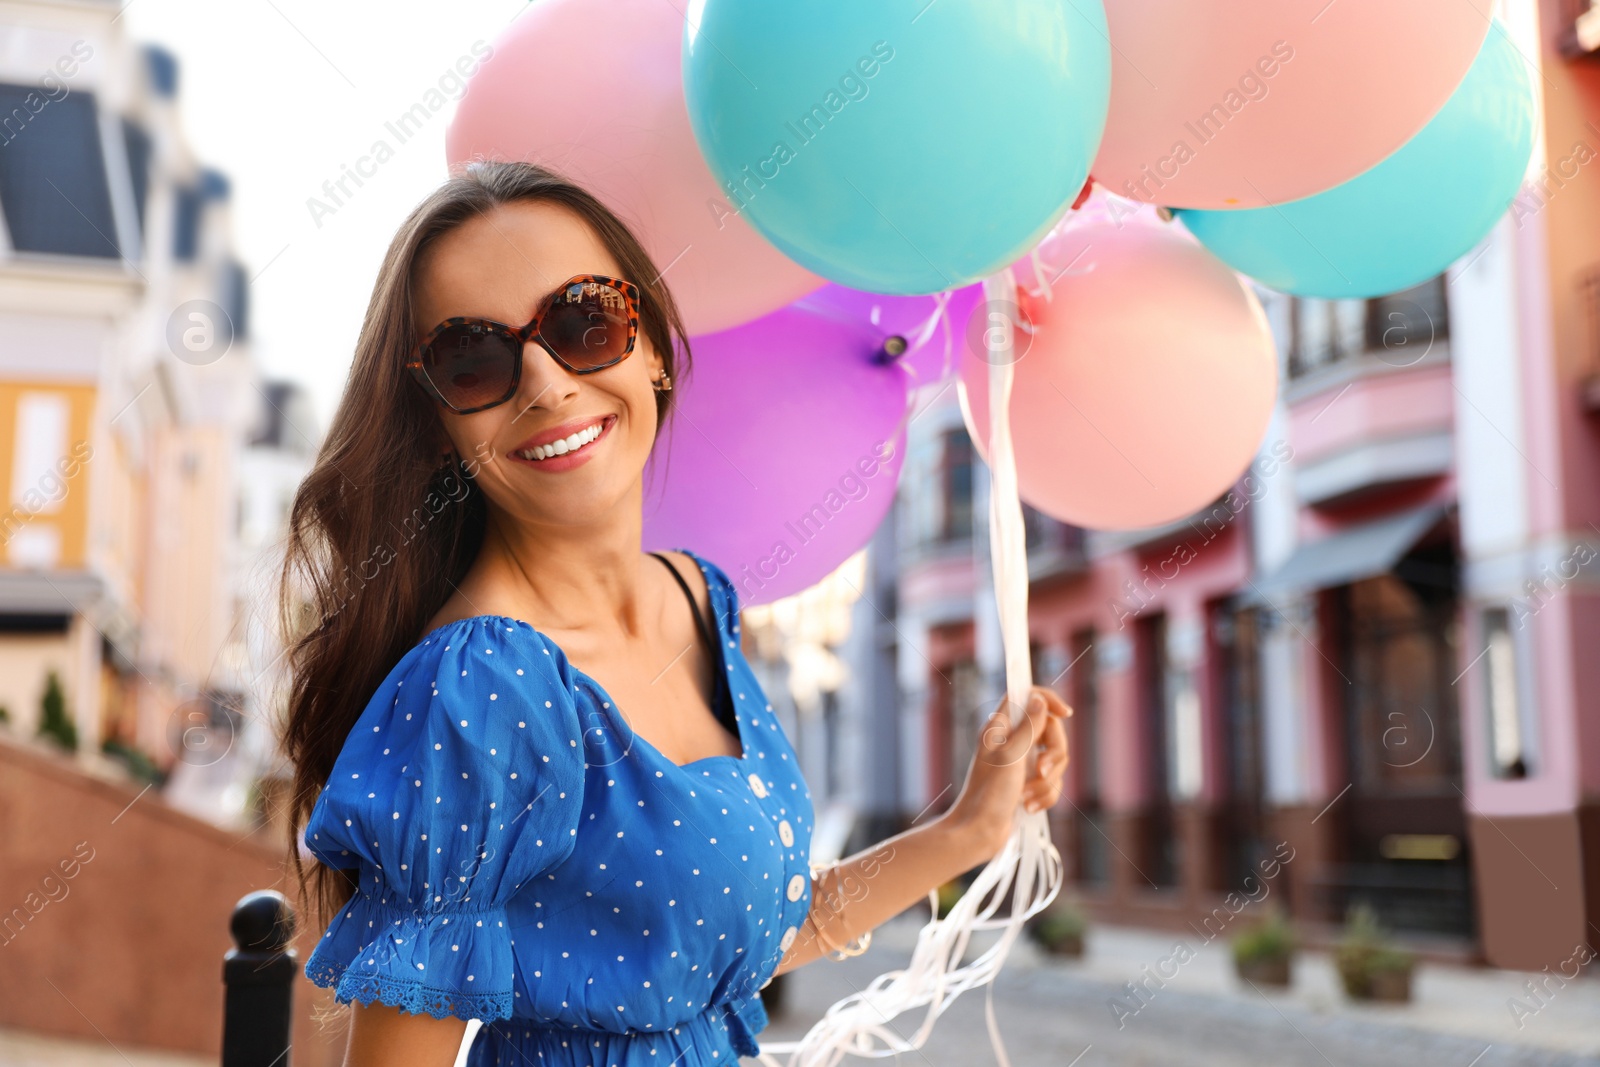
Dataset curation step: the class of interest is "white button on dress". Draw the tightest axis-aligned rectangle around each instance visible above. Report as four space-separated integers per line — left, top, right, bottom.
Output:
778 820 794 848
779 925 798 951
747 773 768 798
786 874 806 902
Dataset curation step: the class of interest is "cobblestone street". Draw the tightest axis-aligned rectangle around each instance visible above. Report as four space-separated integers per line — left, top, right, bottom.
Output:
753 919 1600 1067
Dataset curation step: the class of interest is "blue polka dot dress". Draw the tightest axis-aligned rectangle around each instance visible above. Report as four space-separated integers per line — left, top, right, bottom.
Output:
303 549 815 1065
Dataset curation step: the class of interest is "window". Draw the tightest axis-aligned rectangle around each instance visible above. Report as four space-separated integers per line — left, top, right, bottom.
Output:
1022 501 1050 552
0 86 120 257
948 658 983 793
1481 606 1533 779
822 689 841 796
1214 600 1268 892
143 44 179 98
1287 275 1450 380
121 118 152 238
172 182 203 261
1342 575 1462 795
1137 614 1180 887
12 392 70 514
1288 298 1364 377
938 427 974 543
1367 276 1449 357
1166 662 1203 803
930 655 984 806
1065 628 1109 886
221 260 251 340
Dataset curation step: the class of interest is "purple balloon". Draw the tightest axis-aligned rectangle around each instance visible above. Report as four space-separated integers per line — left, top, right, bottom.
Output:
792 283 985 388
643 305 910 607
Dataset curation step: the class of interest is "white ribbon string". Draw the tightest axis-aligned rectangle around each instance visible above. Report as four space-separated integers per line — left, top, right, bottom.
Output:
758 270 1062 1067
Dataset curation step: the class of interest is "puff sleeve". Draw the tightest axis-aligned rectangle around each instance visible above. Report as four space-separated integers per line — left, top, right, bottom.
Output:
302 617 586 1022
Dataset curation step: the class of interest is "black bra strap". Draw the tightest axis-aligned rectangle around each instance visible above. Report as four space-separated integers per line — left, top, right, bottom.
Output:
648 551 736 733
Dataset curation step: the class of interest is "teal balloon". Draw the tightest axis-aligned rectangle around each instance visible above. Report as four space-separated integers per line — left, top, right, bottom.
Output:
1175 25 1535 300
682 0 1111 295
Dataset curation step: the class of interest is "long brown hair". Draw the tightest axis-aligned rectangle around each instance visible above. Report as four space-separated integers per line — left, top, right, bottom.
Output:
277 160 692 933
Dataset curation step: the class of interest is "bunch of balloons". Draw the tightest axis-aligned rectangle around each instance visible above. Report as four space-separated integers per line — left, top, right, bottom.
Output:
446 0 1536 603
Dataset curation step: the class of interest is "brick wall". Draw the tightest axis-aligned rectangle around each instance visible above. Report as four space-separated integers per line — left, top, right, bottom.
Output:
0 734 344 1066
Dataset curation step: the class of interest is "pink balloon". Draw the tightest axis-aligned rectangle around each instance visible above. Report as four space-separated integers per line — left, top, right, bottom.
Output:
960 213 1278 530
1092 0 1492 209
445 0 822 335
643 307 909 606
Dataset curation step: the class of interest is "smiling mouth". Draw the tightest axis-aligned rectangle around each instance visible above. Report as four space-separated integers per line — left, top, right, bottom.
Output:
512 415 615 462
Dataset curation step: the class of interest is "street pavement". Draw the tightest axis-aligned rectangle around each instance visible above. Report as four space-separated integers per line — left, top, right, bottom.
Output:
752 917 1600 1067
6 916 1598 1066
0 1027 210 1067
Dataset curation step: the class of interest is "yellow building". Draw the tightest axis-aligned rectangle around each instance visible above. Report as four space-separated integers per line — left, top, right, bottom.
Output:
0 1 305 810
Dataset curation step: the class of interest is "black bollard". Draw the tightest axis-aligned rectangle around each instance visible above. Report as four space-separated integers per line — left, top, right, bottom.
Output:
222 889 297 1067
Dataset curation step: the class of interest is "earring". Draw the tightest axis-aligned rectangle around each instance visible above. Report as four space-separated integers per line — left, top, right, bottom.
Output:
652 374 673 393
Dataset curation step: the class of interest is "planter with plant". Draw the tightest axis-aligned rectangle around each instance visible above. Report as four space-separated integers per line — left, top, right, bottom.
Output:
36 670 76 752
1027 900 1088 958
1336 903 1415 1003
1231 908 1295 987
102 736 168 787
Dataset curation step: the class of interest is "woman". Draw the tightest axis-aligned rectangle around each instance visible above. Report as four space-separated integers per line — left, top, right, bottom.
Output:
279 160 1071 1067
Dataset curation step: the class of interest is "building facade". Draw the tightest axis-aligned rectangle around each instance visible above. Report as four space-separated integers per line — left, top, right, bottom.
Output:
0 0 311 826
861 0 1600 971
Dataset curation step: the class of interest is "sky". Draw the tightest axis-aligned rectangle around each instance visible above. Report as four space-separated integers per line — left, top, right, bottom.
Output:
122 0 531 436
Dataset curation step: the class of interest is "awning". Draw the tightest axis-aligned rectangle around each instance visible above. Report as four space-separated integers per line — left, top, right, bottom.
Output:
0 568 104 614
1243 503 1449 606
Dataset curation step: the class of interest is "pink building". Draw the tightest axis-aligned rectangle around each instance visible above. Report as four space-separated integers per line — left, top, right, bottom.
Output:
881 0 1600 969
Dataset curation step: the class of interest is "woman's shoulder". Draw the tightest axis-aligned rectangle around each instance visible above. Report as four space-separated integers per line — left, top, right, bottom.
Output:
661 547 742 617
388 612 573 687
333 613 587 768
305 614 589 860
302 622 590 1024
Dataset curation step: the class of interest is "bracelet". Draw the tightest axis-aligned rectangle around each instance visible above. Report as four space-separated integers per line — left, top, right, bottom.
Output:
828 930 873 960
806 862 875 961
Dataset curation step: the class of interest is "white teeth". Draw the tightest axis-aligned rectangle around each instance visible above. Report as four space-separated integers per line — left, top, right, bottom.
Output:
516 419 604 461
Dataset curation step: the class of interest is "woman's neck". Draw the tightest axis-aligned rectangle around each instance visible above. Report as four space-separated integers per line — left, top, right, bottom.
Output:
465 506 653 642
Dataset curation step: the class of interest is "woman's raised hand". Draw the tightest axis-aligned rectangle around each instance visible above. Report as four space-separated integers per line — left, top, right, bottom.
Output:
945 685 1072 862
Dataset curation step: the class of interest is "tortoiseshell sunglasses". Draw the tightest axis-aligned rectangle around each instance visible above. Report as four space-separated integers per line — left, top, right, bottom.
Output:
407 274 642 414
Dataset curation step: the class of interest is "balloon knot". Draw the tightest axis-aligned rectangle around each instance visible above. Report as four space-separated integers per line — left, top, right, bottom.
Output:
1070 175 1096 212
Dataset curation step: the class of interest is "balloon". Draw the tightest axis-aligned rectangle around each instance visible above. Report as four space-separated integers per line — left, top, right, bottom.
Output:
1092 0 1493 209
960 214 1278 530
682 0 1111 294
445 0 823 335
1174 25 1535 299
643 307 909 606
791 283 985 386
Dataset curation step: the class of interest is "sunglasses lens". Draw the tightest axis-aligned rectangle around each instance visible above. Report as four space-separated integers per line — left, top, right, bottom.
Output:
422 325 519 411
540 280 634 370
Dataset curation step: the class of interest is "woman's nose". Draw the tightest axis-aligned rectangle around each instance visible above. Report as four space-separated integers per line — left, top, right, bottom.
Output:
514 340 579 412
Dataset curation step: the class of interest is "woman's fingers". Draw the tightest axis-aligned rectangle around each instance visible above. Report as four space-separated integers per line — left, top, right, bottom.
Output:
986 687 1072 770
980 705 1014 758
1043 712 1068 764
1023 709 1069 811
1037 686 1073 719
988 692 1041 765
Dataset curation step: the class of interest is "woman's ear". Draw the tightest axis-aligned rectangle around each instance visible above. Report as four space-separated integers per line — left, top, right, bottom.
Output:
432 426 458 465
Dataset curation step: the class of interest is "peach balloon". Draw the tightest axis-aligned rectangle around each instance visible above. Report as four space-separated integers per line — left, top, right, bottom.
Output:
960 207 1278 530
445 0 822 335
1092 0 1493 209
